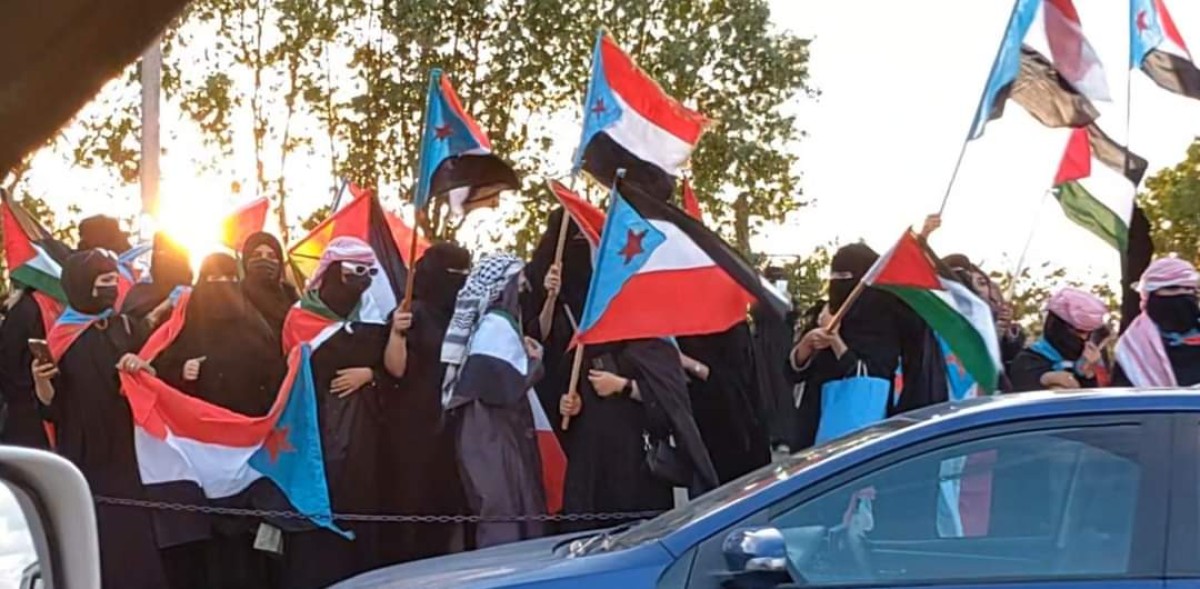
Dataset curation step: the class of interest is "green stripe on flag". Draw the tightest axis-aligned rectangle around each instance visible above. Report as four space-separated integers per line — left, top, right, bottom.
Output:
11 266 65 303
1055 181 1129 252
877 284 1000 393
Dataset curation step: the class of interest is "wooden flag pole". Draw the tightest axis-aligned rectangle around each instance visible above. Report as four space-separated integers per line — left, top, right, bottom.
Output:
824 278 866 335
542 176 580 334
401 208 424 312
560 342 585 431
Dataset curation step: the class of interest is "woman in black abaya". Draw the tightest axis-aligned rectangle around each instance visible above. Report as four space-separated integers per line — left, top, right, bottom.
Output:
0 286 56 449
279 237 408 589
32 250 167 588
559 337 718 530
152 253 286 588
378 242 471 562
241 232 298 333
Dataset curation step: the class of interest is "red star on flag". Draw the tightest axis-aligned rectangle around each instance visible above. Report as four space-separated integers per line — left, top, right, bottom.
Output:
263 426 295 464
591 98 607 115
1137 9 1148 32
435 123 453 140
618 229 647 264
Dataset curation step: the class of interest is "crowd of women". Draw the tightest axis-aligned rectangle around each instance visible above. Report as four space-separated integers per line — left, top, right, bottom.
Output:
0 206 1196 588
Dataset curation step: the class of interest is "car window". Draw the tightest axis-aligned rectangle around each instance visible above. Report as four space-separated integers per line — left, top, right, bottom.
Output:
0 483 37 588
766 425 1143 587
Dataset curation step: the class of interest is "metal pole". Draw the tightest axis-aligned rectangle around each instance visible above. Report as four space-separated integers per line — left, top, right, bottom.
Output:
140 39 163 231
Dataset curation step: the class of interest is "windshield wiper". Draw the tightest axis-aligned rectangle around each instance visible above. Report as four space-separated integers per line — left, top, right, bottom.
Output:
567 521 642 557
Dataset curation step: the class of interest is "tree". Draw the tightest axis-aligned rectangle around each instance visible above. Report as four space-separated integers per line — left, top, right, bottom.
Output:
989 260 1119 338
1140 138 1200 265
768 244 832 315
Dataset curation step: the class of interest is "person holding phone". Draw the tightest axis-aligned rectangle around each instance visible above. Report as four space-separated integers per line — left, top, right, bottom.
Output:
33 249 167 589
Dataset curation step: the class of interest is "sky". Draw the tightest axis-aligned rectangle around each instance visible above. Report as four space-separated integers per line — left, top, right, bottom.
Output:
763 0 1200 287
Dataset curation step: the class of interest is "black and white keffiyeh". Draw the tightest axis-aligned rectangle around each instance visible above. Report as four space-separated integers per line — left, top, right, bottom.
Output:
440 253 524 405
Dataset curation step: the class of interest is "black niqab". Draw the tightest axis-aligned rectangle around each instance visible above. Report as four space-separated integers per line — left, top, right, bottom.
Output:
121 233 193 318
413 242 472 318
318 261 371 319
828 243 877 312
1146 293 1200 333
63 249 117 314
1043 312 1085 360
241 232 298 332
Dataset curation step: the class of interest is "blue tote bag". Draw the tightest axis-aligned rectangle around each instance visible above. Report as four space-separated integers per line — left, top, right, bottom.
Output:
816 361 892 444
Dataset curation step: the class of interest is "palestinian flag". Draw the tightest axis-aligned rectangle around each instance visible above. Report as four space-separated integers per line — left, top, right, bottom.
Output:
574 31 709 200
863 232 1003 393
219 197 269 251
287 192 411 309
2 193 69 302
1132 0 1200 102
970 0 1108 138
414 69 519 214
1052 124 1149 253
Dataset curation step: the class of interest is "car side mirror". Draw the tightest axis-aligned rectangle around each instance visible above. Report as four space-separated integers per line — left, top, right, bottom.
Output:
723 526 788 573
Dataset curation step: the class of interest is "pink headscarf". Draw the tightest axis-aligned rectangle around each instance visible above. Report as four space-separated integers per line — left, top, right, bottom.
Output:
1046 287 1107 332
1116 257 1200 388
306 236 377 290
1138 257 1200 296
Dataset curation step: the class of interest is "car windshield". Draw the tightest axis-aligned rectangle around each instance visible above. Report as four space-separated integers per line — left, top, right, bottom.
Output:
606 419 917 551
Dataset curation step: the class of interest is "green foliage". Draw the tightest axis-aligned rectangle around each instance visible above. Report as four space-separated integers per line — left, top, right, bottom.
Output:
1141 138 1200 266
769 244 832 315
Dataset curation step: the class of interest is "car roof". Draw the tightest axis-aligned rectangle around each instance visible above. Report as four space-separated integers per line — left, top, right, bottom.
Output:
901 388 1200 427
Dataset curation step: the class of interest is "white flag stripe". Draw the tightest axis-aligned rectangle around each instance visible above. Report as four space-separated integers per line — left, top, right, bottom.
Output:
639 220 714 273
467 313 529 376
606 92 694 176
134 427 263 498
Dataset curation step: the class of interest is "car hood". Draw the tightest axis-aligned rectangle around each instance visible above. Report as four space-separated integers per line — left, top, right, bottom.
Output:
332 534 579 589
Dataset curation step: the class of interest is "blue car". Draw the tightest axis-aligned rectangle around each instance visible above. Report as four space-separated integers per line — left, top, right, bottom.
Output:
336 390 1196 589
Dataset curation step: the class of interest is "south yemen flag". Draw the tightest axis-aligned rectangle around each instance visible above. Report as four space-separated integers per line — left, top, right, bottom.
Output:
118 293 346 535
575 183 786 345
1052 124 1149 253
1131 0 1200 101
863 232 1003 393
219 197 270 251
2 193 69 302
573 31 709 201
970 0 1108 139
413 69 519 214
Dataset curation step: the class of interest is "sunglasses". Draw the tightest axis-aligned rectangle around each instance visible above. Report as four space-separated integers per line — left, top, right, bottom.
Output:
341 262 379 277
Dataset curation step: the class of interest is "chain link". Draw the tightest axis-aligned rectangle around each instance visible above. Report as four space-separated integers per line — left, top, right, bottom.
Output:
94 495 664 523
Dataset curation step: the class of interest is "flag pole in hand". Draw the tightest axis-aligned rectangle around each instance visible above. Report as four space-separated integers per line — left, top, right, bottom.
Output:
560 342 585 431
401 208 424 312
542 176 580 337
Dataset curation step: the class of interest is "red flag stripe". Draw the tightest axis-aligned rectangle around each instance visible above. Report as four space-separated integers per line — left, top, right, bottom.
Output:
2 200 37 270
867 232 943 291
1156 0 1191 57
548 180 606 246
1054 127 1092 186
681 178 702 220
600 34 708 145
439 74 493 150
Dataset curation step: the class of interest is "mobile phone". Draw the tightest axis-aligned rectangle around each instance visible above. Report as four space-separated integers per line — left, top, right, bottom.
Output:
28 339 53 367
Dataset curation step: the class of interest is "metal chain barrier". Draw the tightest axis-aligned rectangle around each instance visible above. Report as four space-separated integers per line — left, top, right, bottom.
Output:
94 495 665 523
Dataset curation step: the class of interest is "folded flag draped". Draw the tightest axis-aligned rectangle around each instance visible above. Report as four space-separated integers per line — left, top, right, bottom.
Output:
863 232 1003 393
287 193 410 314
1052 124 1149 253
970 0 1108 139
220 197 270 251
575 183 786 345
1131 0 1200 102
3 194 70 302
574 31 709 201
414 69 519 215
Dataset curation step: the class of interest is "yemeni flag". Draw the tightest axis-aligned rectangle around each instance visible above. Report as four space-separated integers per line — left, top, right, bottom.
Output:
1052 124 1149 253
574 31 709 201
969 0 1108 139
413 69 520 214
548 179 605 247
219 197 269 251
442 284 567 513
287 192 410 311
2 194 70 302
1131 0 1200 101
863 232 1003 393
575 184 786 345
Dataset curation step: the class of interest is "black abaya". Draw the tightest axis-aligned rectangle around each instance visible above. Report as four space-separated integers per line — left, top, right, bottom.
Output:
677 323 770 483
1009 348 1099 392
562 339 717 530
379 299 468 562
280 322 390 589
45 317 168 589
0 292 51 449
